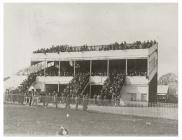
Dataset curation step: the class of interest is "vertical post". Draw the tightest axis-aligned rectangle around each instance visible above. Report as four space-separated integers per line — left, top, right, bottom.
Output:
147 57 149 78
44 59 47 77
74 61 76 76
58 61 60 76
43 59 47 92
107 59 110 76
89 60 92 98
125 59 128 75
58 82 60 92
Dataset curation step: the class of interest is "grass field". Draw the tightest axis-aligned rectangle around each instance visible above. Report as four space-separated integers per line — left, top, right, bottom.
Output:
4 104 178 136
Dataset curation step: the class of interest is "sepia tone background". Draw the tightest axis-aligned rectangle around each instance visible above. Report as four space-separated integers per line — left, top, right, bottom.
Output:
4 3 178 78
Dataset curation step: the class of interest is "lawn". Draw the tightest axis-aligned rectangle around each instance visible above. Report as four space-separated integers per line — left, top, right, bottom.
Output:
4 104 178 136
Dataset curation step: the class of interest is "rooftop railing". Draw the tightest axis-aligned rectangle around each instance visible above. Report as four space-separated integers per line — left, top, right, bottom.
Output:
33 41 157 54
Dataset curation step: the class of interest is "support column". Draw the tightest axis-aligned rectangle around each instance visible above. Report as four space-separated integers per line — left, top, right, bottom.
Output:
74 61 76 76
58 61 60 93
44 59 47 77
107 59 110 76
147 57 149 78
58 61 60 76
125 59 128 75
58 82 60 93
89 60 92 97
90 60 92 76
43 59 47 92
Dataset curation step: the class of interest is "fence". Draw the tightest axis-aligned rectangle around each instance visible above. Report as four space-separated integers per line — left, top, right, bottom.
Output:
4 94 178 120
4 94 178 108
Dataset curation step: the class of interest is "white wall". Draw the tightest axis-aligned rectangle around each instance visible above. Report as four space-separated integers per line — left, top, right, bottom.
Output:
36 76 73 84
126 76 148 85
31 49 148 61
121 85 149 102
30 81 45 91
35 75 148 85
90 76 107 85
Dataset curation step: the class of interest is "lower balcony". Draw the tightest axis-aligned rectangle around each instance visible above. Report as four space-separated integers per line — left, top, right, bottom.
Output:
36 76 149 85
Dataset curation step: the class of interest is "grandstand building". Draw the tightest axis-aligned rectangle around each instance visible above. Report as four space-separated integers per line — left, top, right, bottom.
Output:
15 41 158 106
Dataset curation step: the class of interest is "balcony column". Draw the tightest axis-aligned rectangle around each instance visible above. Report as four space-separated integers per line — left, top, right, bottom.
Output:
58 61 60 93
89 60 92 98
74 61 76 76
58 61 60 76
107 60 110 76
58 82 60 93
125 59 128 75
44 59 47 77
43 59 47 92
147 57 149 78
90 60 92 76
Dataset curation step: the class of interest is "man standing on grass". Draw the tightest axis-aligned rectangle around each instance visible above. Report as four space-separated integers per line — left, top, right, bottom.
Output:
31 90 39 106
54 91 58 108
94 94 97 105
83 94 88 111
45 91 49 107
75 95 79 110
42 91 46 107
53 91 56 103
29 90 33 106
65 94 71 110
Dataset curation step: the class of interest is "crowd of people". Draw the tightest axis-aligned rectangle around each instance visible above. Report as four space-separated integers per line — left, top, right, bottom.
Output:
4 89 89 111
5 68 146 109
14 70 142 100
100 73 126 101
36 70 146 77
127 71 147 77
63 73 90 97
5 71 127 108
33 40 157 54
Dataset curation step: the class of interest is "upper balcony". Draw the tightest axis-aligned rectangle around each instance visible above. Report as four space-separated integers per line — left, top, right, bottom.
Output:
31 43 158 62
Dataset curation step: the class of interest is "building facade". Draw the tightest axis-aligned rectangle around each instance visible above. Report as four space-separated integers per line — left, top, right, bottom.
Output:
17 42 158 105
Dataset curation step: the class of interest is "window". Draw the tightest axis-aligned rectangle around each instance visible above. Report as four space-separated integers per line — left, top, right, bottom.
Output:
128 93 136 101
141 94 147 101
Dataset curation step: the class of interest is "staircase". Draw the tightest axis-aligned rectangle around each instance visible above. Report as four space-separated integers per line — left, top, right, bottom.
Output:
63 73 90 96
101 73 126 98
5 61 55 93
18 73 37 92
79 76 90 95
17 61 54 75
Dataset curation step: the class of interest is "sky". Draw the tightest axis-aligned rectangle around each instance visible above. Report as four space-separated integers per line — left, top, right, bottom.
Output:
4 3 178 78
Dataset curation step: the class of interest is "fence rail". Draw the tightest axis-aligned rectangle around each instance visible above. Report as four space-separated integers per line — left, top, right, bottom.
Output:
4 94 178 108
4 94 178 120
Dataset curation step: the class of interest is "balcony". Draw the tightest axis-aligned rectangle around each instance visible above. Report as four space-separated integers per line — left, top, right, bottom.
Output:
36 76 73 84
36 75 148 85
125 76 148 85
90 76 107 85
31 49 149 62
